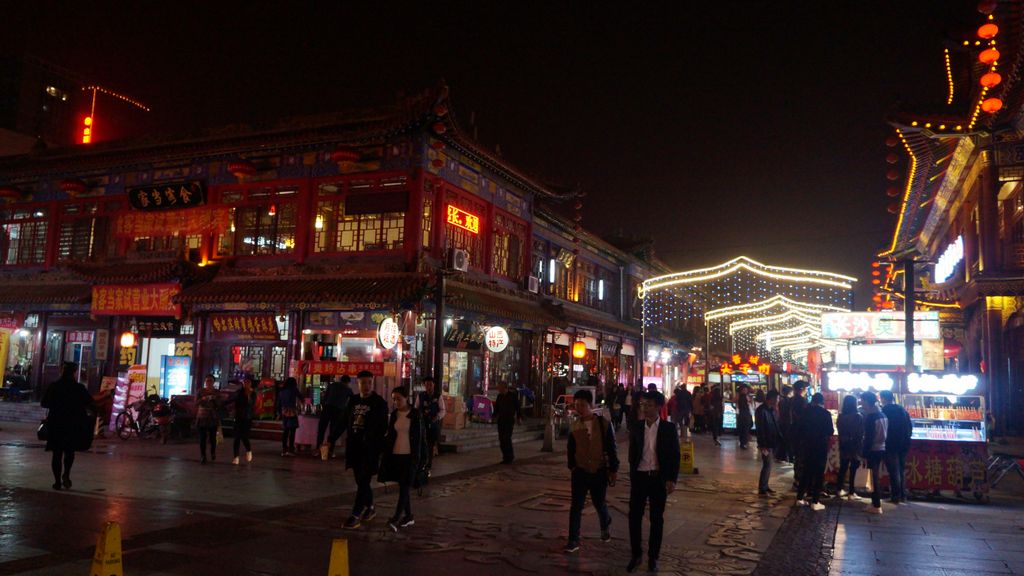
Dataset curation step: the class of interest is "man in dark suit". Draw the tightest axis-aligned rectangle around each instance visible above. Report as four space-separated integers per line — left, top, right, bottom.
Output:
627 391 680 573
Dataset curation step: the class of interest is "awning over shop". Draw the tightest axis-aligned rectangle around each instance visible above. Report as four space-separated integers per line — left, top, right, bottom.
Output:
559 303 641 338
446 281 565 329
174 273 430 307
68 260 206 284
0 282 92 306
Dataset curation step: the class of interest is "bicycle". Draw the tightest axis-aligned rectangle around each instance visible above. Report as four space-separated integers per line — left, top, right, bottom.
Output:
115 397 170 443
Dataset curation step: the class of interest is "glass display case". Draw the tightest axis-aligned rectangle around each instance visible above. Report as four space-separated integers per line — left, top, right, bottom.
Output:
904 394 985 442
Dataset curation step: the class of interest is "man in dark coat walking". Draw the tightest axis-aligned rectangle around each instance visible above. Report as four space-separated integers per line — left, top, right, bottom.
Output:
880 390 913 503
494 381 521 464
343 370 389 529
41 362 93 491
626 391 680 573
755 389 782 495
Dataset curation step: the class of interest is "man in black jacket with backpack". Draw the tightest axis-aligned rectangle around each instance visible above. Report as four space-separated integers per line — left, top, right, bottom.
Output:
564 389 619 554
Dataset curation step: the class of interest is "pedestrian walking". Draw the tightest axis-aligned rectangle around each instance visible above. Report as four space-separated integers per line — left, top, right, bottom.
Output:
835 395 863 499
277 377 303 456
880 390 912 503
232 376 256 465
709 384 724 446
196 375 222 464
564 389 619 554
754 389 782 495
414 376 445 472
670 385 692 437
344 370 389 529
623 384 635 425
494 381 521 464
318 375 353 460
692 387 705 433
626 391 680 573
788 381 809 487
40 361 93 490
380 386 425 532
861 391 888 514
795 393 834 511
611 383 627 430
776 384 793 462
736 384 752 449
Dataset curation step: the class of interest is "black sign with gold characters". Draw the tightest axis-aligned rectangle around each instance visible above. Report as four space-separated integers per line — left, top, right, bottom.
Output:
128 180 206 211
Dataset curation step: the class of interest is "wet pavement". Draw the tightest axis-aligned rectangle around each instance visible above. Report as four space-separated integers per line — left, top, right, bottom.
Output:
1 421 1022 575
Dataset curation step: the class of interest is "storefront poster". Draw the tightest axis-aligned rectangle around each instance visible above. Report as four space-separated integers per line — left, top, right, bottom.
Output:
127 364 149 402
485 326 509 353
94 329 109 361
0 313 24 330
377 318 401 350
0 329 9 387
444 325 483 349
160 355 191 397
291 360 385 377
209 314 279 340
92 283 181 317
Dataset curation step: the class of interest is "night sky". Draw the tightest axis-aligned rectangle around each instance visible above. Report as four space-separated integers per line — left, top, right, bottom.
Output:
5 1 983 308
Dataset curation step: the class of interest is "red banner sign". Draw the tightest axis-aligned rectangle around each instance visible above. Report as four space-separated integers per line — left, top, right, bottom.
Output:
0 313 24 330
826 437 988 493
446 204 480 234
92 283 181 317
113 206 231 238
209 314 279 341
292 360 385 377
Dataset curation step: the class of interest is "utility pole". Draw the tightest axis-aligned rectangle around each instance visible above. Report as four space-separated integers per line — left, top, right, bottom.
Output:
433 266 446 385
904 259 915 376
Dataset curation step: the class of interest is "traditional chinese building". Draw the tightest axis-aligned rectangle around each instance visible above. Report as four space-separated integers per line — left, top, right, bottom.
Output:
880 0 1024 433
0 84 665 410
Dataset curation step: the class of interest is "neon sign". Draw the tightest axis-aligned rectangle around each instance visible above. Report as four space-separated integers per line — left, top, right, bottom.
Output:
934 235 963 283
446 205 480 234
719 354 770 376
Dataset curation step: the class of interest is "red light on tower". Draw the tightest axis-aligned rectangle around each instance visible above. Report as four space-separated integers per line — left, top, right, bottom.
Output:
82 116 93 144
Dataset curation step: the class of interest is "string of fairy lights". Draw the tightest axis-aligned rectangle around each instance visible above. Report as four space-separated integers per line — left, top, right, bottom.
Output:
641 256 855 365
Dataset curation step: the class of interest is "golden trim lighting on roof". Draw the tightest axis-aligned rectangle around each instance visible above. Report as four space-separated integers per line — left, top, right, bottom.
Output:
880 129 919 256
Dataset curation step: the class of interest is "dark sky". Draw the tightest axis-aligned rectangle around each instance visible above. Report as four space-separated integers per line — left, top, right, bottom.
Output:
6 1 980 307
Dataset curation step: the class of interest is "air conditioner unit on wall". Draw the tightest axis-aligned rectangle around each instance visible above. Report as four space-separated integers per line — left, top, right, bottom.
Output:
526 275 540 294
448 248 469 272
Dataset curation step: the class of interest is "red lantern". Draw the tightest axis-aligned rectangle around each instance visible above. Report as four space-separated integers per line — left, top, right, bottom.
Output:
887 203 899 214
980 47 1000 65
433 103 449 117
572 341 587 359
59 179 87 197
881 301 895 309
872 270 881 276
330 148 360 163
431 158 444 168
982 97 1003 113
980 72 1002 88
872 279 882 285
978 0 997 14
943 339 963 358
886 169 900 181
886 152 900 164
978 23 999 39
430 140 445 151
871 261 880 268
227 160 256 178
119 331 136 348
0 187 22 202
886 186 901 197
885 135 899 147
573 200 583 210
432 122 447 135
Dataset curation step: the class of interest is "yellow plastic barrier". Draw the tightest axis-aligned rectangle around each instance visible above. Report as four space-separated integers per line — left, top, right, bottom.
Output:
90 521 123 576
680 439 697 475
328 538 350 576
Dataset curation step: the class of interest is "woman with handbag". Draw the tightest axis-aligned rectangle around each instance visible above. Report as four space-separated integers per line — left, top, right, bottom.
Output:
379 386 424 532
40 362 93 490
277 377 303 456
196 375 222 464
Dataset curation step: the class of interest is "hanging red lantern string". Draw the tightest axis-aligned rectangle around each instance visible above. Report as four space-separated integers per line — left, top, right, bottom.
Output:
980 72 1002 88
59 179 88 197
978 23 999 39
330 148 360 164
228 160 256 179
979 47 1000 65
0 186 23 202
981 97 1004 114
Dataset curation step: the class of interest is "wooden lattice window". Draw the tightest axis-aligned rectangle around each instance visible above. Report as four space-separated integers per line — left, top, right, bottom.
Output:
314 177 408 253
0 206 48 266
492 211 526 279
217 188 300 256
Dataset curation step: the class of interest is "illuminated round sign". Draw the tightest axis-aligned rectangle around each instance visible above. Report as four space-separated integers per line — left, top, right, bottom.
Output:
377 318 401 350
485 326 509 353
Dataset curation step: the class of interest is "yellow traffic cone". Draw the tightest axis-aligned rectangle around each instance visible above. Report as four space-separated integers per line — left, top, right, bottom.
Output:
90 521 123 576
327 538 349 576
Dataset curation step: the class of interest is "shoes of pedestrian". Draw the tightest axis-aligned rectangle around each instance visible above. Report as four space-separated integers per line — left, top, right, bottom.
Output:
246 451 253 463
564 541 580 553
361 506 376 522
758 490 769 496
399 515 415 528
810 502 826 511
62 474 71 489
837 489 848 498
52 482 61 491
626 556 642 573
601 528 612 542
794 499 807 507
343 515 361 529
201 457 207 465
320 444 329 461
210 454 216 462
714 440 721 446
866 506 883 515
387 517 400 533
648 559 659 572
232 457 240 465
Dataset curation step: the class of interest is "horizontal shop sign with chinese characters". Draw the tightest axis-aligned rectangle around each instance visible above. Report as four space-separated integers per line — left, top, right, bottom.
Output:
209 314 279 340
821 311 940 340
92 283 181 317
113 206 230 238
290 360 384 377
128 180 206 211
826 437 987 493
135 319 180 337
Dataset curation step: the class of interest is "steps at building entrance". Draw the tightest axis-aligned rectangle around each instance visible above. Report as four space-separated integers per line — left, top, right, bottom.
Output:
0 402 47 423
439 420 545 453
